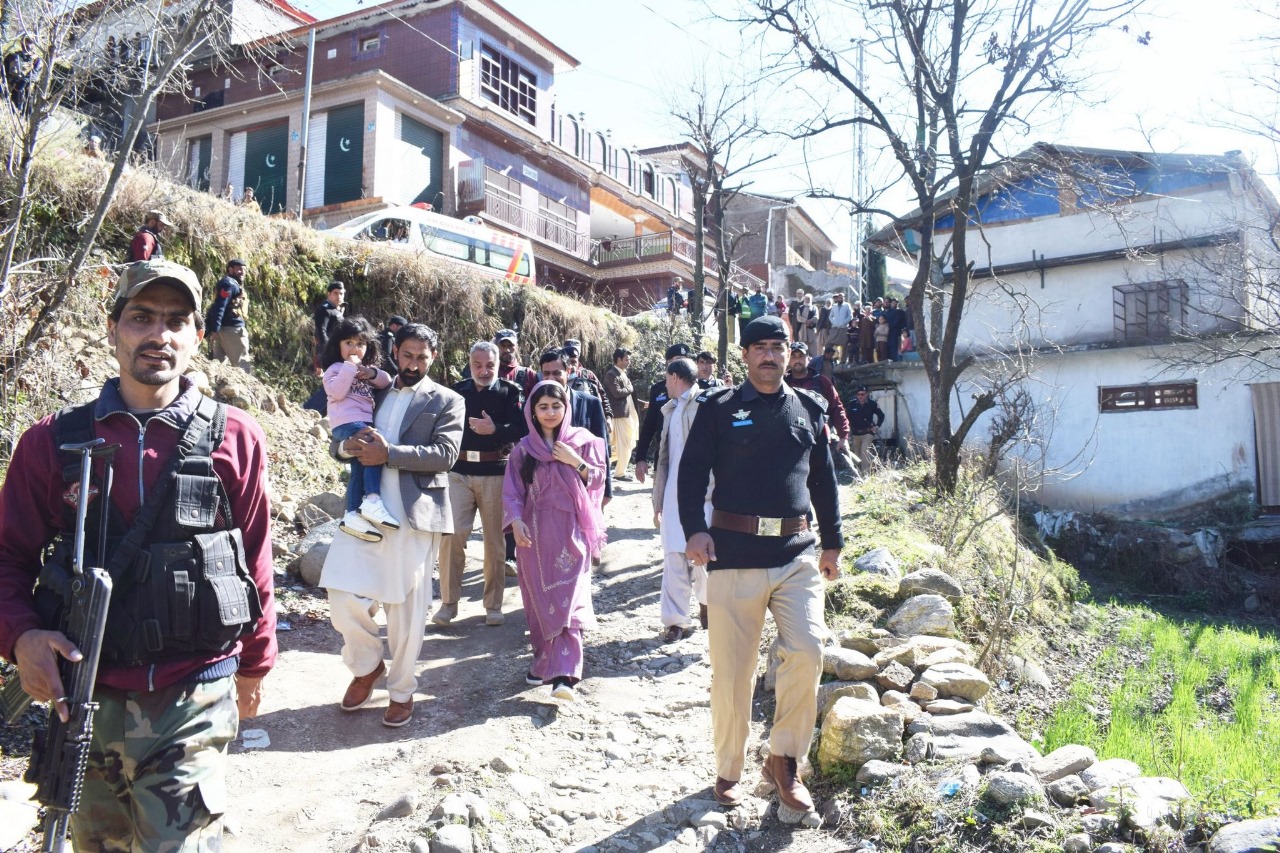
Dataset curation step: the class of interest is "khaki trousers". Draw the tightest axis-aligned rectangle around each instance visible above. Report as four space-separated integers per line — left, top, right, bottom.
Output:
440 471 507 612
329 531 440 703
851 434 876 476
610 412 637 477
214 326 251 372
707 556 825 781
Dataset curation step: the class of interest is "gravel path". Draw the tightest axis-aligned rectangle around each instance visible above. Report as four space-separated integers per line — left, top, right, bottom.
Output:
224 477 848 852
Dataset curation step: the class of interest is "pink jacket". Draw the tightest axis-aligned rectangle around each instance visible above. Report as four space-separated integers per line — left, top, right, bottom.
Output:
323 361 392 427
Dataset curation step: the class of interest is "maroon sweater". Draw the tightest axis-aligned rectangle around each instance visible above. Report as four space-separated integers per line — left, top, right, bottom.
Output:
0 378 277 689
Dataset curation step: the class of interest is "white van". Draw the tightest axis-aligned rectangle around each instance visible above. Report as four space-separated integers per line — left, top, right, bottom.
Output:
323 205 535 285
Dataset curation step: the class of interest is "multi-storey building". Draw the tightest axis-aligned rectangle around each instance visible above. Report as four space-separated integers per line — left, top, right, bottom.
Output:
150 0 759 312
723 191 851 297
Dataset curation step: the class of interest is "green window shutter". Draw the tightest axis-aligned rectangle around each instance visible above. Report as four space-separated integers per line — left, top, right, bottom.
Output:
324 103 365 206
244 123 288 214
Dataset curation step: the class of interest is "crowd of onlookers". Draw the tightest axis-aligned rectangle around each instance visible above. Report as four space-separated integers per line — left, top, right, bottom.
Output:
723 283 914 367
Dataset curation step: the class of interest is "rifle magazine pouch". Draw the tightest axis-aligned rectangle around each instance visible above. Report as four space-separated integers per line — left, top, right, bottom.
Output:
174 461 219 529
192 529 261 649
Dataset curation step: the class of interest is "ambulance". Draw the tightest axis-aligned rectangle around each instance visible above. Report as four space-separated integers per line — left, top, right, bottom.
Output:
323 205 535 285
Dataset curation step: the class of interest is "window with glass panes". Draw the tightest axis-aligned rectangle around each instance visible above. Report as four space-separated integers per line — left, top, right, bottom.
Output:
479 45 537 125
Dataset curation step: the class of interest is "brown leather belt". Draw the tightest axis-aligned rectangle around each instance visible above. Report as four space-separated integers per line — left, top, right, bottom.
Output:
711 509 809 537
462 450 508 463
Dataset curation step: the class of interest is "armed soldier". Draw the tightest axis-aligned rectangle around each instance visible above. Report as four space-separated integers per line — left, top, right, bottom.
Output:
0 260 277 849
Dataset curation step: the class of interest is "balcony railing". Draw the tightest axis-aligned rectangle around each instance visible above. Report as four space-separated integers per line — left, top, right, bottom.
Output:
457 160 593 260
594 230 765 291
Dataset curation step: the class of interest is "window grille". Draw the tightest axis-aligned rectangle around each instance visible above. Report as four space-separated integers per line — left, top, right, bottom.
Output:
479 44 537 125
1113 280 1188 341
1098 382 1197 413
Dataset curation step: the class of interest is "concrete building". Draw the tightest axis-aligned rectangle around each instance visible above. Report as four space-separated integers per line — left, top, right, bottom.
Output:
723 191 851 298
867 144 1280 517
149 0 759 313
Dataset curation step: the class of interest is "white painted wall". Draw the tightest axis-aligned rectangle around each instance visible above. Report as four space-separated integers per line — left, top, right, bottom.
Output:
884 348 1259 515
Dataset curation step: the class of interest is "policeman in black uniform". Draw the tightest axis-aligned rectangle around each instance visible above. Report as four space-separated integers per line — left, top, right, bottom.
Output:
678 315 842 815
634 342 692 483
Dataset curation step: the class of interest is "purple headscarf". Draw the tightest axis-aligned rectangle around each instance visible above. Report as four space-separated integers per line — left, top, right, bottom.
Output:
518 380 607 558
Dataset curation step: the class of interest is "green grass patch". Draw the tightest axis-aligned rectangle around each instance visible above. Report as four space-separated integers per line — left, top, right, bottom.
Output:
1042 608 1280 824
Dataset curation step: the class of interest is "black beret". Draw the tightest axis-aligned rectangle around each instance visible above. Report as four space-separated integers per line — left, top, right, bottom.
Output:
665 343 692 359
741 316 788 347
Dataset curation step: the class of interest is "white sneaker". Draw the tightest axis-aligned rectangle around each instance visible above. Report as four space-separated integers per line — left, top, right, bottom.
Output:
359 495 400 530
550 678 576 702
339 511 383 542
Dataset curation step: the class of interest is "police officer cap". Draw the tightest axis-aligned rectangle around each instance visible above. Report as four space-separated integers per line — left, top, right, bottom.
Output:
562 338 582 356
856 385 870 393
741 316 788 347
494 328 518 342
789 341 809 354
665 343 692 360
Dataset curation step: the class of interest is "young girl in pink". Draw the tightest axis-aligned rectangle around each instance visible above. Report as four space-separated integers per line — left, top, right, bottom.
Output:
322 316 397 541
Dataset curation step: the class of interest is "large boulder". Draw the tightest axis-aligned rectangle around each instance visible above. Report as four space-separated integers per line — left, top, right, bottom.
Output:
983 771 1045 806
818 698 904 772
1209 817 1280 853
887 595 955 637
853 547 902 579
928 711 1038 763
296 520 340 587
874 636 971 670
817 681 879 717
1091 776 1190 831
306 491 346 521
1079 757 1142 791
822 647 879 681
1030 744 1096 782
898 568 965 601
918 662 990 702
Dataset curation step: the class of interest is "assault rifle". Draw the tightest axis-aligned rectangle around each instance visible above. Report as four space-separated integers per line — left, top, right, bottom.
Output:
17 438 117 853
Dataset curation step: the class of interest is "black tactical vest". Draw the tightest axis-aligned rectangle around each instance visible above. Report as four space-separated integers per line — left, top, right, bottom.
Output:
34 396 263 668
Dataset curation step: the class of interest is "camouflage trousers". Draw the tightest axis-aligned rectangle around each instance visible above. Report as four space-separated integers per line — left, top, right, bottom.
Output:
71 675 238 852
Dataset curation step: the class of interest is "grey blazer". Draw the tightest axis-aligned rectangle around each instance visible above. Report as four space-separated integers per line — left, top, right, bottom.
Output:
333 377 465 533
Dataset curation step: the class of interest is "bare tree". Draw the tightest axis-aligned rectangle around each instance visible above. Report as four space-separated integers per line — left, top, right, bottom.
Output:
668 73 774 359
727 0 1148 493
1 0 241 375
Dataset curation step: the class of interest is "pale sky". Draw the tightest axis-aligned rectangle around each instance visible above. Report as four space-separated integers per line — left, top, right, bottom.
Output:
292 0 1278 265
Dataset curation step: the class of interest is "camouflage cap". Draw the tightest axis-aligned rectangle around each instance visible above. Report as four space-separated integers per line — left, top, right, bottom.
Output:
114 260 202 311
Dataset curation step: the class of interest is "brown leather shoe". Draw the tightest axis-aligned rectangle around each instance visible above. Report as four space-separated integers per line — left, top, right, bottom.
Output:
340 661 386 711
660 625 683 644
383 700 413 727
712 776 743 807
762 753 814 812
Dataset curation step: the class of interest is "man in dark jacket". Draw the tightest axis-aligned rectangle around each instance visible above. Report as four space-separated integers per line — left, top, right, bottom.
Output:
603 347 635 480
434 340 526 628
0 260 276 848
634 342 692 483
378 315 407 376
847 385 885 476
205 258 250 372
313 281 345 371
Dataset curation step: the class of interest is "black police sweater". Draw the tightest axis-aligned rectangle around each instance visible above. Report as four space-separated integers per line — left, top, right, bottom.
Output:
677 383 843 570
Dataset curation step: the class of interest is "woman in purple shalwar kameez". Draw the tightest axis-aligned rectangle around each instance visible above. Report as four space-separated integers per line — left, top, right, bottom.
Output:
503 381 607 701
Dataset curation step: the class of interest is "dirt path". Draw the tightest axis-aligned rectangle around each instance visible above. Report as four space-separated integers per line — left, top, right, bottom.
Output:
226 478 848 852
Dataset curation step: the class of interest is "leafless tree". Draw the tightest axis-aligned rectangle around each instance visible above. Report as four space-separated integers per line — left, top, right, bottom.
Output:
1 0 248 376
668 73 774 359
724 0 1149 493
